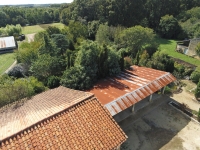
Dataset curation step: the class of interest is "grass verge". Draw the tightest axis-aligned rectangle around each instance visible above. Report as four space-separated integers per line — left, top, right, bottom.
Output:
156 38 200 71
22 23 65 34
0 53 15 75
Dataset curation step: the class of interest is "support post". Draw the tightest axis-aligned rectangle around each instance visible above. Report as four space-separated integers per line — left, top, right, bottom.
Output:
132 105 135 112
162 86 166 94
149 94 153 102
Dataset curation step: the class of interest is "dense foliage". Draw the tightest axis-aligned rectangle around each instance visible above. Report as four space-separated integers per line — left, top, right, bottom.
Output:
195 80 200 99
1 0 200 107
0 75 46 107
0 7 60 26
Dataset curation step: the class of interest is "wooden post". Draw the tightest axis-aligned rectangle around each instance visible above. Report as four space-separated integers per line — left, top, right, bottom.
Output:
162 86 166 94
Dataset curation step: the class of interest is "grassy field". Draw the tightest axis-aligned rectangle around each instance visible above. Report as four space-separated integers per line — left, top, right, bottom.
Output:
22 23 65 34
156 38 200 71
0 53 15 75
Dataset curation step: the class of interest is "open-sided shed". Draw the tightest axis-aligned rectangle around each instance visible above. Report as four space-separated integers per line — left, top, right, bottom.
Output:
88 66 176 117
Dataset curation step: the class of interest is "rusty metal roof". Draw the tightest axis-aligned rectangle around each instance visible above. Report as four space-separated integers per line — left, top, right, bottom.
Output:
0 36 16 50
88 66 176 116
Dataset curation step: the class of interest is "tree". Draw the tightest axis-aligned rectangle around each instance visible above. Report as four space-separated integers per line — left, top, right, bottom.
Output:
88 20 100 40
158 15 181 39
46 26 61 35
68 21 88 42
147 51 175 73
190 71 200 83
0 76 46 107
95 24 110 45
16 41 41 66
7 63 26 78
51 34 69 56
116 25 156 64
29 54 63 83
75 40 99 83
61 65 92 90
138 50 149 66
195 79 200 100
0 11 9 27
195 42 200 56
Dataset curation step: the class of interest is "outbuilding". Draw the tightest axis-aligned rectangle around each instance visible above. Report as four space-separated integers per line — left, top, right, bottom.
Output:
88 65 176 122
0 36 17 54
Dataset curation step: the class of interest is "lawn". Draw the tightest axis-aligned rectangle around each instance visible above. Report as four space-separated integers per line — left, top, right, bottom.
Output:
22 23 65 34
156 38 200 71
0 53 16 75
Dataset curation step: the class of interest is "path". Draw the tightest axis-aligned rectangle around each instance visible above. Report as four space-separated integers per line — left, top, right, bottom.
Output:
4 60 17 74
26 33 36 43
171 80 200 111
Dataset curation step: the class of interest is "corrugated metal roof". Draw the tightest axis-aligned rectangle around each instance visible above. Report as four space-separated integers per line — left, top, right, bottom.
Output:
0 36 16 50
88 66 176 116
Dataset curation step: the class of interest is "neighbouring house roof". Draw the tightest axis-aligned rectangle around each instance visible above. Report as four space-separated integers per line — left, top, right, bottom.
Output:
0 36 16 51
88 66 176 116
0 86 127 149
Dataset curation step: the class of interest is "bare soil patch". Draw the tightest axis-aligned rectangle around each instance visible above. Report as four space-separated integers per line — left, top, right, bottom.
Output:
171 80 199 111
26 33 36 43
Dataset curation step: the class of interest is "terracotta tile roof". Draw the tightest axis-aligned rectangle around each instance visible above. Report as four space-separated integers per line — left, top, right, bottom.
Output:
0 97 126 150
88 66 176 116
0 86 93 141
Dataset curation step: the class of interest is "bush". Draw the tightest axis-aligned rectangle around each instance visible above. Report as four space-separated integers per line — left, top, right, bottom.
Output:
198 108 200 121
47 76 60 88
195 80 200 99
60 65 92 90
0 76 46 107
164 86 172 94
7 63 27 78
190 71 200 83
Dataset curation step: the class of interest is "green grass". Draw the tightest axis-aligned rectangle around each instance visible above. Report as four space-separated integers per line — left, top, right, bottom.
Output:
0 53 15 75
156 38 200 72
22 23 65 34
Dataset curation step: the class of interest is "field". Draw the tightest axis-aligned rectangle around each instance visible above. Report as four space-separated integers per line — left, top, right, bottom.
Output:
0 53 15 75
22 23 65 34
156 38 200 71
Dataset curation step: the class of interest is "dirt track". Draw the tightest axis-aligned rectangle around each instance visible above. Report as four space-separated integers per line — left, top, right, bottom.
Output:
26 33 36 43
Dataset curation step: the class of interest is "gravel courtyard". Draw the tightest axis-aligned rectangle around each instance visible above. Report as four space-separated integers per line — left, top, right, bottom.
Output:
119 96 200 150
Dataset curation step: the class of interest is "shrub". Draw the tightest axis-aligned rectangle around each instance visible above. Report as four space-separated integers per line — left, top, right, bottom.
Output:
7 63 27 78
195 80 200 99
198 108 200 121
190 71 200 83
47 76 60 88
164 86 172 94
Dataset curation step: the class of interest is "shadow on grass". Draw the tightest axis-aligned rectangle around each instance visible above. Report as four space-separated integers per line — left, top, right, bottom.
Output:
39 23 52 30
155 37 174 45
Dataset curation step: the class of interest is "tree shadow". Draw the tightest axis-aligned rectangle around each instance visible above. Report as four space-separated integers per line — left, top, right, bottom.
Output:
38 23 52 30
155 37 174 45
